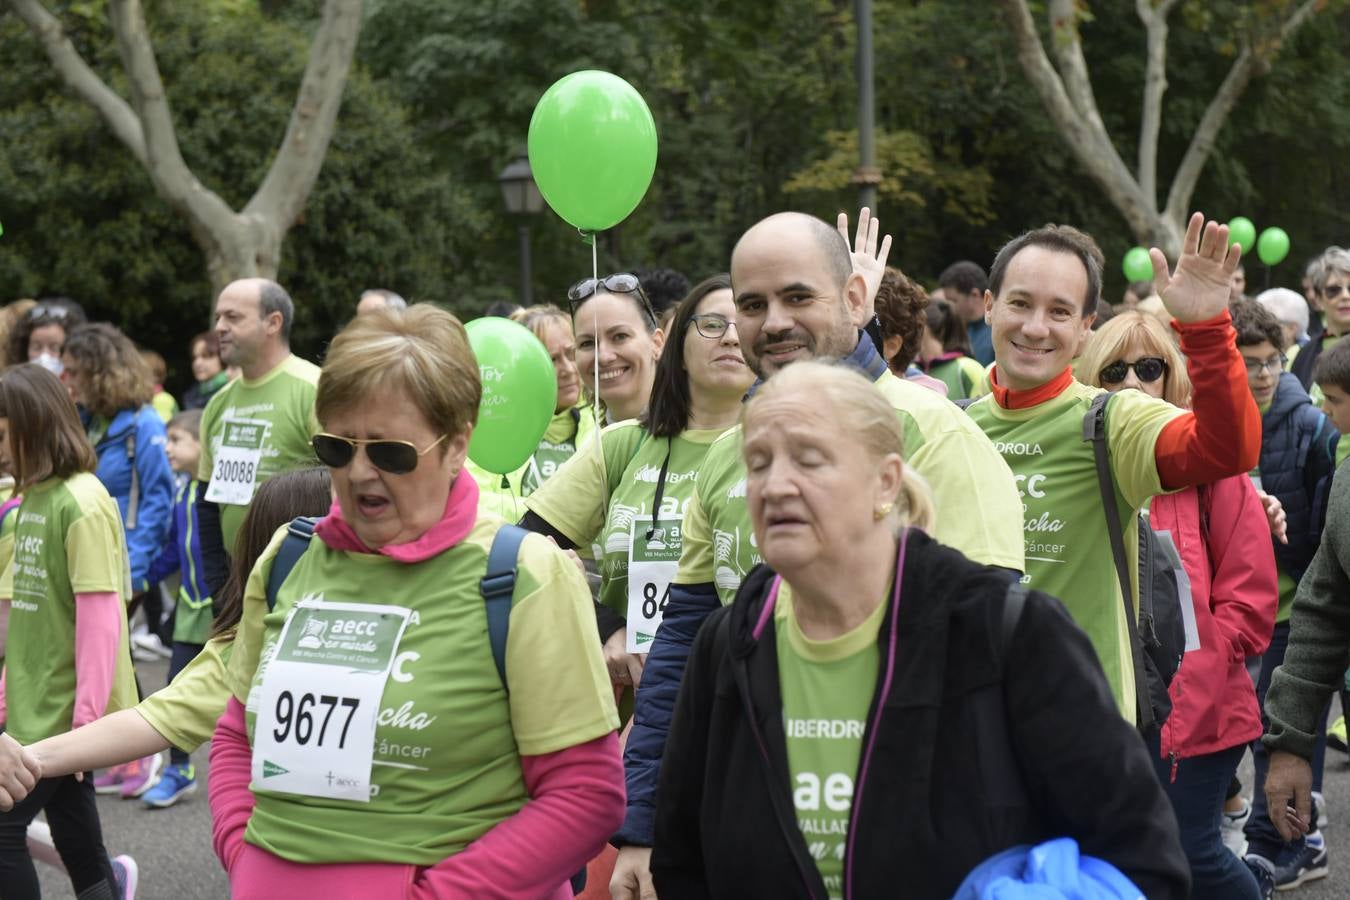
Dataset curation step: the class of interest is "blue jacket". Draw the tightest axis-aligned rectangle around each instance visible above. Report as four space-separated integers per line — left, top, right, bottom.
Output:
1259 373 1340 583
616 332 888 847
85 405 176 592
147 477 212 614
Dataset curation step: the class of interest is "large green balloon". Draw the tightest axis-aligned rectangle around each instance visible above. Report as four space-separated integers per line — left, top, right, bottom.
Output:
528 70 658 232
1257 227 1291 266
1122 246 1153 282
466 318 557 475
1227 217 1257 254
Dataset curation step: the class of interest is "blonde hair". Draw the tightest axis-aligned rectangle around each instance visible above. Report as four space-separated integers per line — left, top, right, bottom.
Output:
1078 311 1191 408
316 304 481 439
742 360 935 533
510 304 571 344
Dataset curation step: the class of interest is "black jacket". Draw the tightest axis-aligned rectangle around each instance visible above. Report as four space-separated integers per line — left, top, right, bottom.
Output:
651 530 1189 900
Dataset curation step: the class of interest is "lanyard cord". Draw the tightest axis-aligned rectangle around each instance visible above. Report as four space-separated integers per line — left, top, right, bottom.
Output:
645 438 673 541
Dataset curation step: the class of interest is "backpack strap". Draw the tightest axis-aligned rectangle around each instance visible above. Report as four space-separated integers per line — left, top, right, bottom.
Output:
1082 392 1154 732
1000 578 1028 653
125 429 139 530
265 516 320 612
480 524 529 690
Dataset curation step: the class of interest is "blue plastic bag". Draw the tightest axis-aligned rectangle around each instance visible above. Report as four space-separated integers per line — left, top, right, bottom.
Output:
952 838 1144 900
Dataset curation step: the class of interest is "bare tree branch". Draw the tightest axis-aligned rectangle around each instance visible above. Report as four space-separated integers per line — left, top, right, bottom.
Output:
5 0 147 166
244 0 363 229
1163 0 1320 224
1047 0 1101 122
1135 0 1180 204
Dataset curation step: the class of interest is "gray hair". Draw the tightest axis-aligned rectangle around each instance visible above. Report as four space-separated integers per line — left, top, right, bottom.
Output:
259 281 295 341
1255 288 1309 339
1313 247 1350 294
361 288 407 311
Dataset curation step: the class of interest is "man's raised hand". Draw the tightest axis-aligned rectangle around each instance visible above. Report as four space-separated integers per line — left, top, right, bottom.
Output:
837 208 893 319
1150 212 1241 324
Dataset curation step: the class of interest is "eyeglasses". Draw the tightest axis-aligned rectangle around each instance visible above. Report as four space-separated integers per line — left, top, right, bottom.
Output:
1099 357 1168 385
1243 356 1287 376
689 313 735 340
1323 284 1348 300
567 273 657 326
26 303 70 322
311 433 447 475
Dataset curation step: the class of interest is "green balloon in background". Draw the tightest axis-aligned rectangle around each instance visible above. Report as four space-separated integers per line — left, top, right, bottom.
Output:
1227 217 1257 254
1257 227 1291 266
528 70 658 232
1122 246 1153 282
466 317 557 475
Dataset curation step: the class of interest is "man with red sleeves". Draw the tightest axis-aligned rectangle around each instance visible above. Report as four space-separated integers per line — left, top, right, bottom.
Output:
966 213 1262 724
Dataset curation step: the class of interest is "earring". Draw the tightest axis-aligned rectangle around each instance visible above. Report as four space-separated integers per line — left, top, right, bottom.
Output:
873 503 894 521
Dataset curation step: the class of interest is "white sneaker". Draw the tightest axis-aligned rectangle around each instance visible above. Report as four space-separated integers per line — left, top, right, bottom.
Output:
1223 798 1251 857
131 632 172 660
1313 790 1328 829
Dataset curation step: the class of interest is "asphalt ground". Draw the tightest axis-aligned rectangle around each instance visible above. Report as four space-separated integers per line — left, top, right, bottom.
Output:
32 661 1350 898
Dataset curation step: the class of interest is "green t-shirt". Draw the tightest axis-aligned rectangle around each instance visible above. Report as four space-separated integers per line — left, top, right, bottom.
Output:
526 422 730 618
198 354 320 554
929 356 988 401
676 370 1025 604
967 382 1183 720
137 634 235 752
226 516 618 865
471 406 598 522
1 472 138 743
777 581 884 900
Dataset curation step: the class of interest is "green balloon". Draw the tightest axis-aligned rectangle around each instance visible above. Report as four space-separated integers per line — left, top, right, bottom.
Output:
1227 216 1256 254
1257 227 1291 266
528 70 658 232
466 318 557 475
1122 246 1153 282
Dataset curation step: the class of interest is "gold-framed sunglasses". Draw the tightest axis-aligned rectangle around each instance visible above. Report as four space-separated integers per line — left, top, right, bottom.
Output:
311 433 447 475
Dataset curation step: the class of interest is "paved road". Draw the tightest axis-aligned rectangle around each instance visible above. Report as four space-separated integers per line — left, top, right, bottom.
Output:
33 662 1350 898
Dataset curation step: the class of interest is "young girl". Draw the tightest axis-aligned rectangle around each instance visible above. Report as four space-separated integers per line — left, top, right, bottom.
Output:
919 297 988 401
0 364 139 899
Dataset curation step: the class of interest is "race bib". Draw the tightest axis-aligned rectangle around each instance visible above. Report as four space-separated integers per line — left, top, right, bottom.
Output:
205 418 268 505
626 514 682 653
252 600 412 802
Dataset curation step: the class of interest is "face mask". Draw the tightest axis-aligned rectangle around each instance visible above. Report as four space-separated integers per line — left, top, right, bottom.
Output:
35 353 63 376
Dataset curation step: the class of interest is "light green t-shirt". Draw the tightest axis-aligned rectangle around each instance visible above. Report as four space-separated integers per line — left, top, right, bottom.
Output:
675 370 1025 605
136 634 234 752
929 356 989 401
226 516 618 865
198 354 320 554
471 406 597 522
1 472 138 743
777 581 884 900
967 382 1183 720
526 421 730 618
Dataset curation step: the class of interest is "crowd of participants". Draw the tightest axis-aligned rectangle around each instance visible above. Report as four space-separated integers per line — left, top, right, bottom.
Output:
0 210 1345 900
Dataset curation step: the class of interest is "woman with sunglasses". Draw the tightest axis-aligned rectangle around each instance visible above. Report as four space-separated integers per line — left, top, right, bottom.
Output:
5 297 86 372
209 304 621 899
568 272 665 424
1080 311 1278 900
471 304 595 520
524 275 755 695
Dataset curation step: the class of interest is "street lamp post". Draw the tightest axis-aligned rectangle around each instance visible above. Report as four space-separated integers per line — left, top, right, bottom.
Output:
853 0 881 213
497 155 545 307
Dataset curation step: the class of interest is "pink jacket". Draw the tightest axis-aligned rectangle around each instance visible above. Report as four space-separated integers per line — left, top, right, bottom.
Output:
1150 475 1278 773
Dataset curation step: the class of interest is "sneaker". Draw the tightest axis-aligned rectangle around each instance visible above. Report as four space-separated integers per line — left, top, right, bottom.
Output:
1312 790 1328 829
111 854 138 899
141 763 196 809
131 632 173 660
1245 854 1276 900
1223 797 1251 857
93 762 136 795
1329 716 1348 754
117 754 164 799
1274 830 1328 890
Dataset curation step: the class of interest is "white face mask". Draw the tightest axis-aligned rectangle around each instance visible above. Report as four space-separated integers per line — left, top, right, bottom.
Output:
35 353 63 376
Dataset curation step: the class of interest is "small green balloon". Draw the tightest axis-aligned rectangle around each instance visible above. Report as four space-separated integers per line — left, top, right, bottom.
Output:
528 70 658 232
466 318 558 475
1122 246 1153 282
1257 227 1291 267
1227 216 1256 254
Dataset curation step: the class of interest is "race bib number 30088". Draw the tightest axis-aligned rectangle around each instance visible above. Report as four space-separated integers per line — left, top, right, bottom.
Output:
205 418 268 506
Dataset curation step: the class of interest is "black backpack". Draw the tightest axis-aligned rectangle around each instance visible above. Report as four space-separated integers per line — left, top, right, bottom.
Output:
1083 393 1187 737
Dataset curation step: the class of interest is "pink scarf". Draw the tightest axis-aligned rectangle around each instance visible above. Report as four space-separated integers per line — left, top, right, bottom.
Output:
313 469 480 563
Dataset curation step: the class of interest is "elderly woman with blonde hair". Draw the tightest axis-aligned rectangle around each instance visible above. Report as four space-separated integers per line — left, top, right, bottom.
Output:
651 360 1189 899
209 304 623 899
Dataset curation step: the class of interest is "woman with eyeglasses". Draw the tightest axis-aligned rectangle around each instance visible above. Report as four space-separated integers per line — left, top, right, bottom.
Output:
568 272 666 424
1080 311 1278 899
208 304 622 899
5 298 86 372
524 275 755 697
470 305 595 521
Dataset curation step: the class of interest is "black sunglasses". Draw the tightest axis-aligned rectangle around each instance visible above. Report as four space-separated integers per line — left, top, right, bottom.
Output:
312 433 447 475
1099 357 1168 385
567 273 657 326
26 303 70 322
